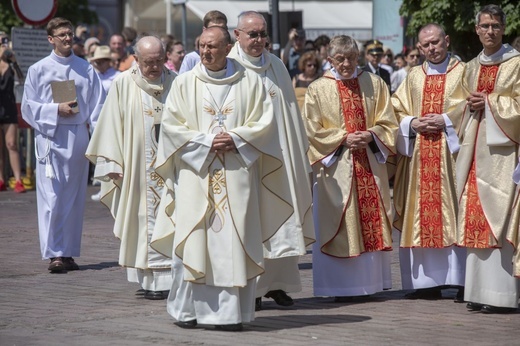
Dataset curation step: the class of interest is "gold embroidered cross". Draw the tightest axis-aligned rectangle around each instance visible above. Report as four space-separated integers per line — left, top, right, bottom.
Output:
423 92 442 113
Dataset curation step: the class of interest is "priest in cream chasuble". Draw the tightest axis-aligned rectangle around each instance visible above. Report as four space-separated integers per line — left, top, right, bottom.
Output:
86 36 175 295
151 28 293 326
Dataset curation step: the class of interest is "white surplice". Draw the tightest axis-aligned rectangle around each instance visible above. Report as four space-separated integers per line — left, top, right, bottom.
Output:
22 51 105 259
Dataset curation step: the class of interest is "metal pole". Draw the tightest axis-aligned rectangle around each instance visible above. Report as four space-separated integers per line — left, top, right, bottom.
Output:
181 3 187 47
166 0 172 35
270 0 280 57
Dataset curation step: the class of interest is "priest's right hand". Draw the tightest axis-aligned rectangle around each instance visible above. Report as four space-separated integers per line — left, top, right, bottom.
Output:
108 173 123 180
58 101 78 117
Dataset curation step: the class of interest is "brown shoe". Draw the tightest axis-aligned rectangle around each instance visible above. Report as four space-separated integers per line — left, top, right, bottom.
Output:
63 257 79 271
48 257 65 272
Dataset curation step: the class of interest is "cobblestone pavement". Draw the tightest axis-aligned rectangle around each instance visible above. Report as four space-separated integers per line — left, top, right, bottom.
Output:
0 186 518 345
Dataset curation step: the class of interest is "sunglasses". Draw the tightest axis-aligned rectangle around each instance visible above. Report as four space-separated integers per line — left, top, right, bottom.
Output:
409 54 420 58
306 63 317 67
237 29 268 39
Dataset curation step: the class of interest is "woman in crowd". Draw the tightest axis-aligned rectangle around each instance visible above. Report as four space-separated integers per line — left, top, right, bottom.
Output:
0 35 25 193
292 51 322 110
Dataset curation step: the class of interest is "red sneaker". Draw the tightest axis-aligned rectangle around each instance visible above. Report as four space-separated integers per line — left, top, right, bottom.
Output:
0 180 6 191
13 180 26 193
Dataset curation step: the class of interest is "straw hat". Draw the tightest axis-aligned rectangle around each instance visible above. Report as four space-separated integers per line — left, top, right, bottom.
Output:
90 45 112 62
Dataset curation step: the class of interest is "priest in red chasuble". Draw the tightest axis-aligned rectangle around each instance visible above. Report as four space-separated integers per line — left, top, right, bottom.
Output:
302 35 398 300
391 23 467 301
458 4 520 314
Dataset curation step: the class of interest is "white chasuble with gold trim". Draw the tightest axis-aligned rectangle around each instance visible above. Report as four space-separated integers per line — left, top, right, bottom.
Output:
202 82 240 287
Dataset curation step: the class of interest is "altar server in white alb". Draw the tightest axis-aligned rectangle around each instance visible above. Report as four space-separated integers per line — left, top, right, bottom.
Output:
22 17 105 273
151 26 293 331
228 11 315 310
86 36 176 300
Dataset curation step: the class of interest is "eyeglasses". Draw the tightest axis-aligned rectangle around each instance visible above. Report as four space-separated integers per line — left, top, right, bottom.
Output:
408 54 420 58
237 29 268 39
52 32 75 40
306 63 317 67
329 55 357 65
477 23 503 32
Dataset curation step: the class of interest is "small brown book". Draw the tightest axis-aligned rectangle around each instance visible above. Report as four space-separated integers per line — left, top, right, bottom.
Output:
50 80 79 113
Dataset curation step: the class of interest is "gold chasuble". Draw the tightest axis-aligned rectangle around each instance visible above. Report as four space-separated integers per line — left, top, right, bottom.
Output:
303 70 397 258
457 46 520 252
392 57 466 248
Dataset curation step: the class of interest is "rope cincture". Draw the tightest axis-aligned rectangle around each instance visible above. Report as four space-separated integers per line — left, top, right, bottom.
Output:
35 136 56 179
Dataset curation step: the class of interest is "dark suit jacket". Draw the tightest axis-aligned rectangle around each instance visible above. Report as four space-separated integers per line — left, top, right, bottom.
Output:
362 65 391 90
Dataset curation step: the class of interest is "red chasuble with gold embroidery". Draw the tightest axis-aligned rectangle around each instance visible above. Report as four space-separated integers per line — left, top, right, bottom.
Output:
462 65 499 248
418 75 446 247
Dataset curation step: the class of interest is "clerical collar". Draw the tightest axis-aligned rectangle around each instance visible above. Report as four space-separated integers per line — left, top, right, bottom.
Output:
50 50 74 64
426 53 450 75
479 44 520 65
203 59 235 79
237 45 264 67
330 67 358 80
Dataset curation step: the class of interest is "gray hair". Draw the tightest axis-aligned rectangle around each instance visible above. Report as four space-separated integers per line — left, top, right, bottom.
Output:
328 35 359 57
237 11 266 29
476 4 506 26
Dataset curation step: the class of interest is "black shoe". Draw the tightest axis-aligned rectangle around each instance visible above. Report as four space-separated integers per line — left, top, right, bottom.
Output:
481 305 517 314
255 297 262 311
175 319 197 329
466 302 483 311
454 287 465 303
264 290 294 306
63 257 79 271
404 288 442 300
215 323 243 332
144 290 169 300
334 296 354 303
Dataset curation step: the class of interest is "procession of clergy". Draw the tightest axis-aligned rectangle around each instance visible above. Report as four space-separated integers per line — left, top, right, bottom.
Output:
22 4 520 332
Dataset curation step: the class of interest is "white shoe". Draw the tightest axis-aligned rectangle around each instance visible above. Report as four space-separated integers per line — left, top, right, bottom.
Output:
91 191 101 201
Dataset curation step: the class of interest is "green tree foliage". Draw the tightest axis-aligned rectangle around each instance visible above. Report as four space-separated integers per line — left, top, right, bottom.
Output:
0 0 97 34
400 0 520 61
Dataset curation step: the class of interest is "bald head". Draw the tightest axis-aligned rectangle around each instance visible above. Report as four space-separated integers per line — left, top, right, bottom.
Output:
199 26 232 71
234 11 268 57
134 36 164 58
134 36 166 80
419 23 446 38
417 23 450 64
